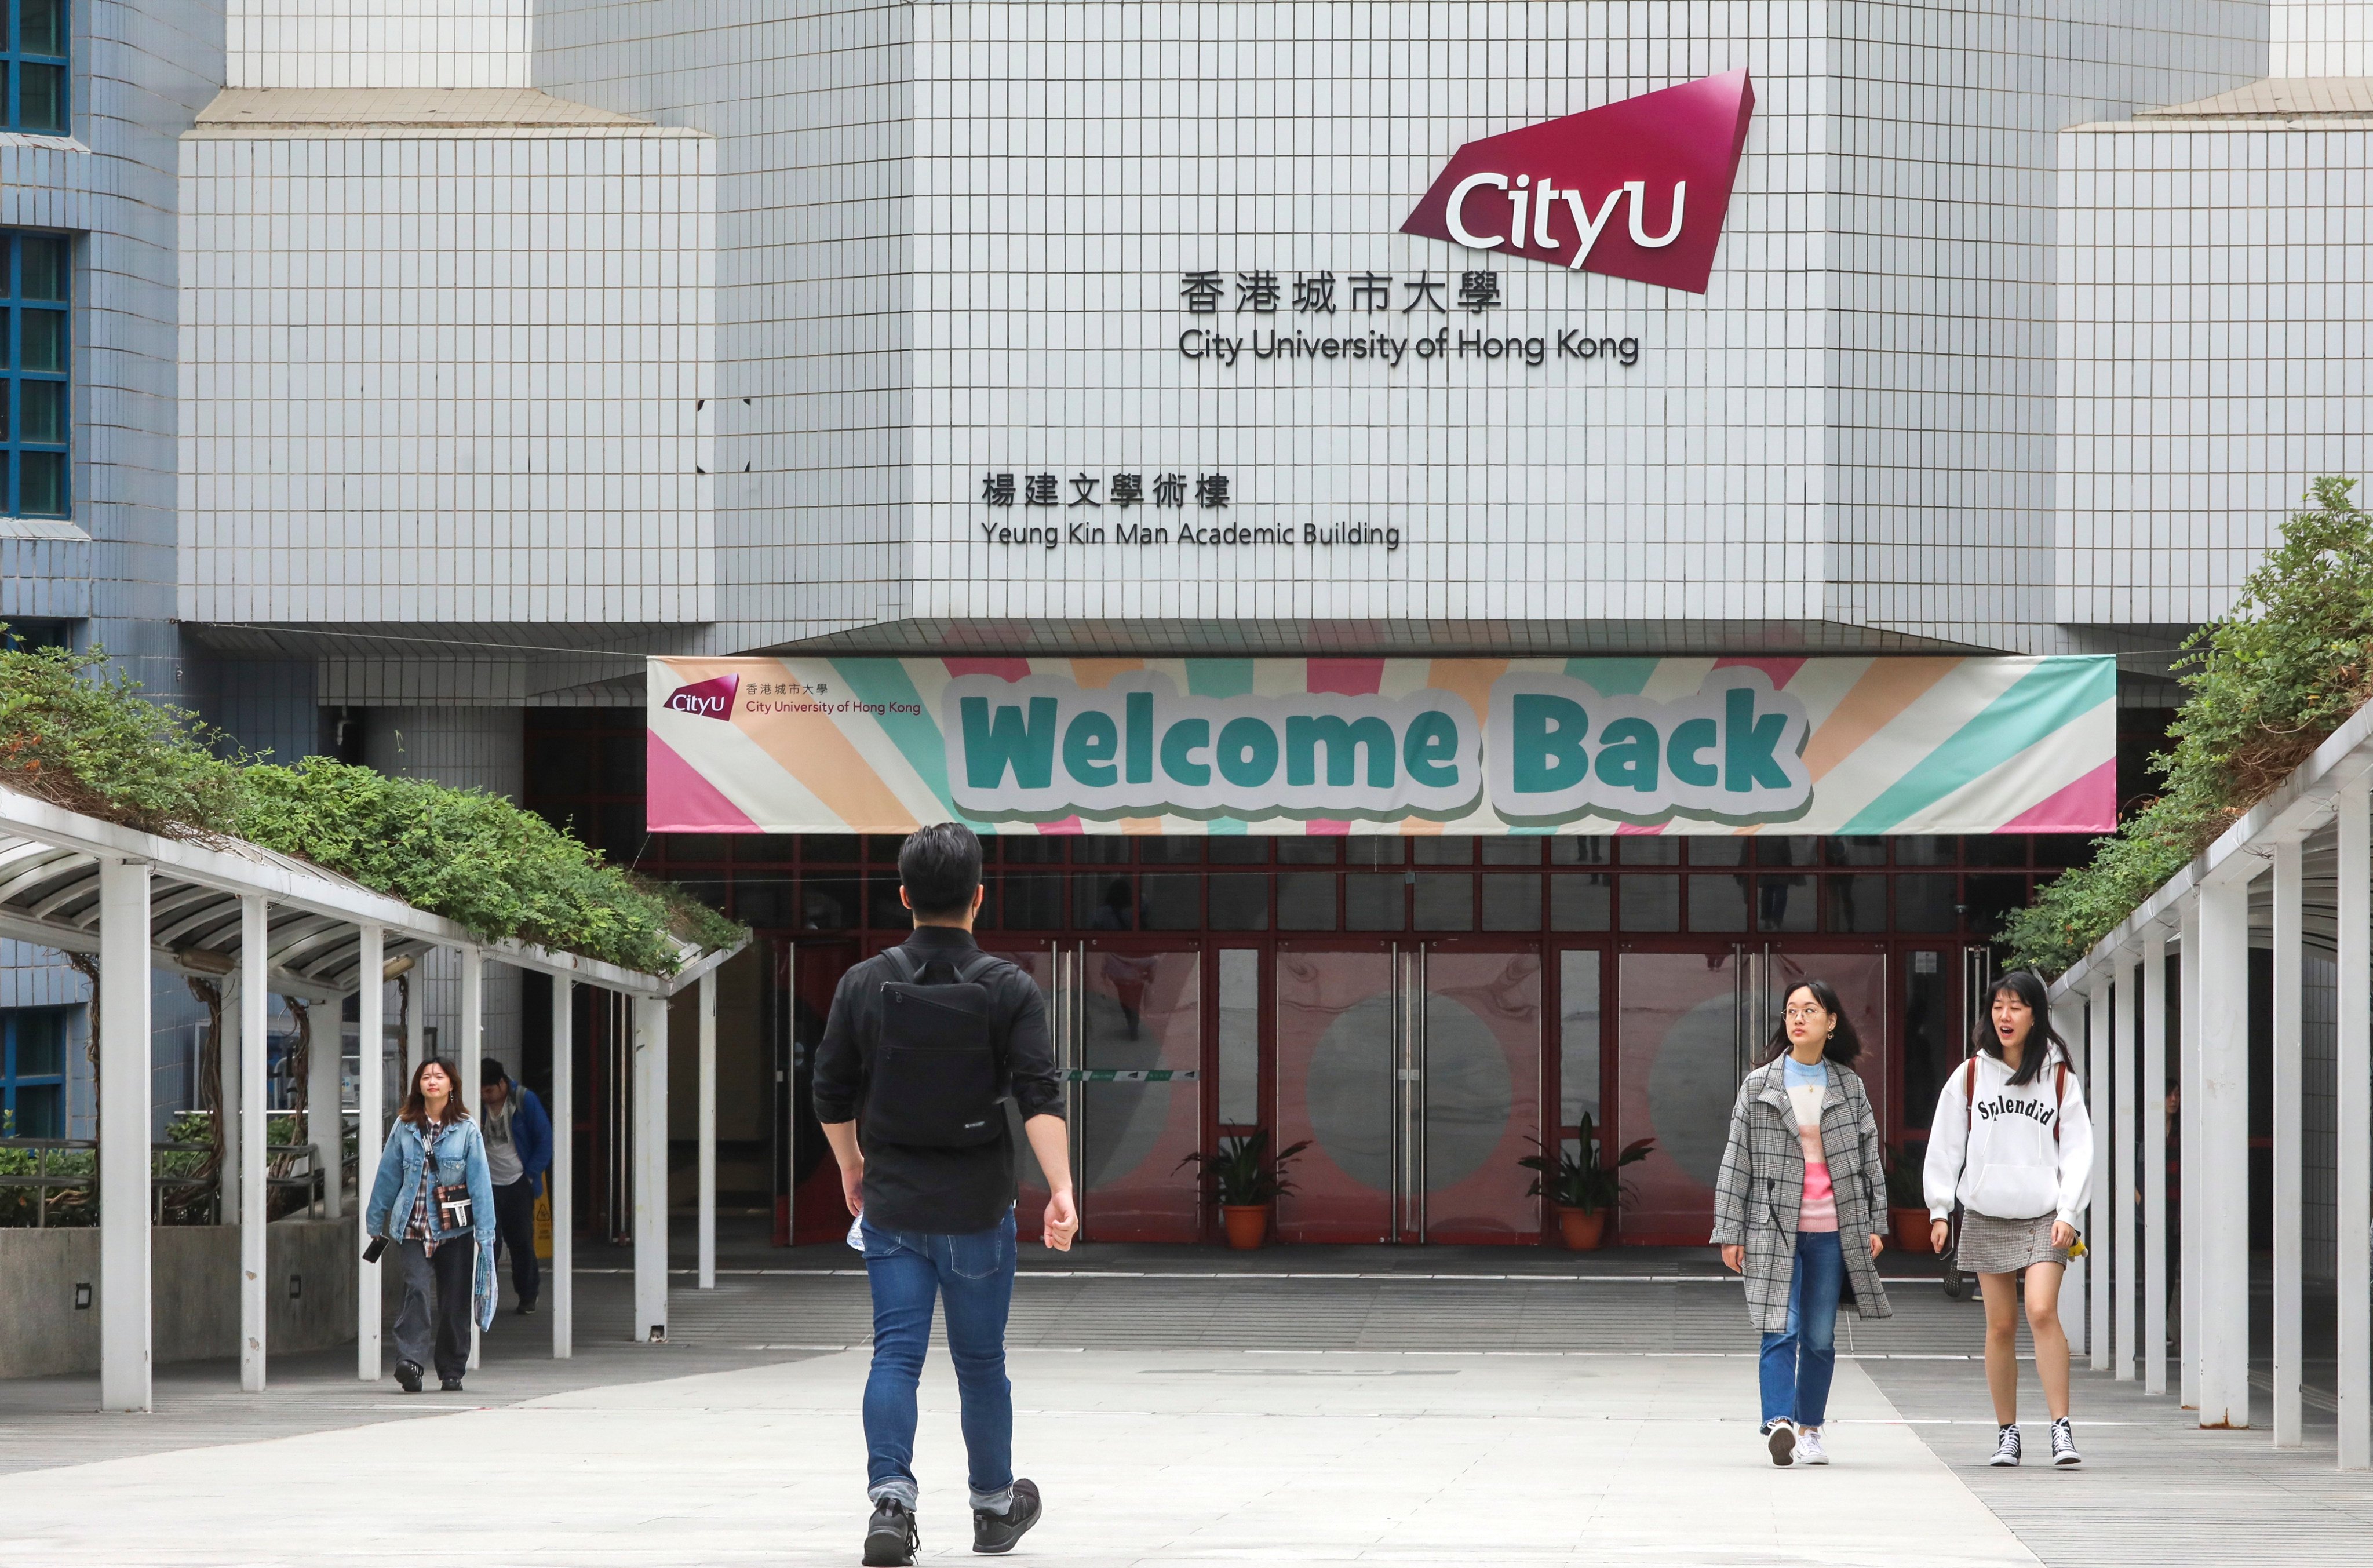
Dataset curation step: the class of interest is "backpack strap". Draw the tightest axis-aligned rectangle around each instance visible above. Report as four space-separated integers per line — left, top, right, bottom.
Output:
2053 1059 2069 1143
880 943 921 983
1963 1056 1978 1135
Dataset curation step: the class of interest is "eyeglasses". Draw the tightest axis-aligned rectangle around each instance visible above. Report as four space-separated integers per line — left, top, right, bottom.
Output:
1783 1005 1828 1022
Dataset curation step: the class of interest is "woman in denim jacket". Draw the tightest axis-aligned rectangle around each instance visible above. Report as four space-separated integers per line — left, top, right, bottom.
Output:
366 1056 498 1393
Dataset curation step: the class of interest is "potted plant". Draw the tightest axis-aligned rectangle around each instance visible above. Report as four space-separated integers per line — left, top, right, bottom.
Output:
1883 1142 1932 1252
1518 1115 1653 1250
1177 1131 1310 1249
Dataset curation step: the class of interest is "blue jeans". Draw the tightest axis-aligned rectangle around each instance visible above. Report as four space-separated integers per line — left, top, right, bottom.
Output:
1759 1228 1844 1428
860 1209 1018 1511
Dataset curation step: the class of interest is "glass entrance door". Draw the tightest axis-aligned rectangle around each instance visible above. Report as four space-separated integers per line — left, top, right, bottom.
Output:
1077 940 1203 1241
1274 943 1397 1242
780 938 858 1245
1417 946 1544 1242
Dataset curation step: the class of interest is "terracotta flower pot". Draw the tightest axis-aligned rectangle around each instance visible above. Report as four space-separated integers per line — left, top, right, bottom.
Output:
1555 1206 1608 1251
1891 1206 1935 1253
1221 1205 1270 1250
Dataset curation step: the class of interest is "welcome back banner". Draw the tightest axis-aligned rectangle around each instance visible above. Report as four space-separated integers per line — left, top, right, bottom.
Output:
646 656 2116 837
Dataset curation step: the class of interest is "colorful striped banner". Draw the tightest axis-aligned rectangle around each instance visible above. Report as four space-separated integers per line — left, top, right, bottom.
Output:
647 655 2116 836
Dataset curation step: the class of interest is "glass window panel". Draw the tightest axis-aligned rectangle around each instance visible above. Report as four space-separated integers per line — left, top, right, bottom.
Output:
1001 874 1063 929
1078 874 1138 930
1687 874 1748 932
1901 950 1955 1132
728 834 800 863
1413 873 1472 930
19 307 64 373
18 376 64 443
1141 873 1200 929
731 880 797 929
661 833 731 862
1963 834 2029 867
1344 872 1404 930
13 1082 61 1136
1072 836 1131 865
865 834 907 862
1826 874 1889 933
1755 874 1817 932
1619 874 1679 931
803 833 860 863
15 1015 63 1078
1824 836 1888 867
1617 836 1679 865
1207 836 1267 864
1277 837 1339 864
1140 838 1203 864
1550 873 1612 931
867 874 909 929
1345 837 1404 867
1895 836 1954 866
1551 836 1612 865
16 450 63 515
1755 835 1819 866
596 802 642 856
1687 838 1746 866
1276 871 1337 930
1414 835 1472 865
19 64 67 133
1481 837 1543 865
1895 873 1958 932
1 379 10 440
19 0 67 59
997 836 1063 864
1962 874 2030 937
1480 874 1540 931
1558 950 1602 1129
2033 834 2093 869
1208 874 1270 931
801 877 858 930
1218 949 1259 1125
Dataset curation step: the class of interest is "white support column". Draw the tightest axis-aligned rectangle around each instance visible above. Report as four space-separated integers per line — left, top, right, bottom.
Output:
632 992 670 1341
2180 893 2204 1410
2143 927 2170 1397
308 984 343 1223
2087 981 2112 1372
2052 989 2090 1359
2338 774 2371 1469
239 895 269 1393
217 975 242 1227
97 858 152 1414
461 946 484 1372
698 971 717 1290
2196 872 2252 1428
2272 837 2305 1447
553 976 574 1359
2115 954 2139 1380
356 926 384 1382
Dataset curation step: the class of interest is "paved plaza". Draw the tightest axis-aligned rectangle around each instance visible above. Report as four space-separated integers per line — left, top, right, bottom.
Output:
2 1245 2367 1566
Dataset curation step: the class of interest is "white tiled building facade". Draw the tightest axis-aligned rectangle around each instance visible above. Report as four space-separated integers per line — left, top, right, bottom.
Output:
3 0 2370 1110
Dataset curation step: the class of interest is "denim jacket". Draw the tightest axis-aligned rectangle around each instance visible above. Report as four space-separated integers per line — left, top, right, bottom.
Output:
366 1115 499 1329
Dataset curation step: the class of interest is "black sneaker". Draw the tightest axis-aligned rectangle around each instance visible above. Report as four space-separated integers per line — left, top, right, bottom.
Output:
863 1497 919 1567
1989 1424 2022 1467
973 1478 1042 1555
2050 1417 2082 1466
394 1361 422 1394
515 1300 537 1317
439 1377 465 1393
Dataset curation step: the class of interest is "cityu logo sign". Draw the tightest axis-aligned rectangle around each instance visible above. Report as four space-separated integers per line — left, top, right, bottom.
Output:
665 673 739 721
1401 70 1755 295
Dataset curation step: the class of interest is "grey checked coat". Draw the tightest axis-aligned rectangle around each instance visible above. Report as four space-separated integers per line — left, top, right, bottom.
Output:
1708 1059 1893 1333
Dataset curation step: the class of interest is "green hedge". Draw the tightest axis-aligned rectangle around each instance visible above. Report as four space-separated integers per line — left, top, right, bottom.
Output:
0 645 741 973
2003 476 2373 973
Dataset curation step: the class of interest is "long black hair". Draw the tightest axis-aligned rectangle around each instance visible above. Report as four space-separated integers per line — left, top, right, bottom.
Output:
1970 969 2066 1088
1756 977 1862 1067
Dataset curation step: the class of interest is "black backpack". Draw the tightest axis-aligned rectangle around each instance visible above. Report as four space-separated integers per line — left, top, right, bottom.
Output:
861 945 1011 1148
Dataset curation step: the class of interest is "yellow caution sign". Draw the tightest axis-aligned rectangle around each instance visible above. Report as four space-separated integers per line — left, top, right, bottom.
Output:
534 1186 553 1261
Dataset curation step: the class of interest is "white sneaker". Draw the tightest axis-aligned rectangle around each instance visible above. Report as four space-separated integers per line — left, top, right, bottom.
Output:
1988 1424 2022 1467
1765 1419 1796 1467
1796 1428 1829 1465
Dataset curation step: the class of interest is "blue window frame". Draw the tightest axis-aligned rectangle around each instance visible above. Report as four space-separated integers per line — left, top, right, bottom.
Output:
1 230 68 518
0 1005 70 1137
5 0 66 133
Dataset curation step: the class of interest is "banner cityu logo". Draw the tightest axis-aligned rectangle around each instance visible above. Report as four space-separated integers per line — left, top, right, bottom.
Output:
1401 70 1755 295
665 673 739 720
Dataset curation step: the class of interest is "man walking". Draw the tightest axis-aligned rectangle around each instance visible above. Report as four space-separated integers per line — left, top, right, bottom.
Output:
479 1056 552 1316
815 822 1077 1566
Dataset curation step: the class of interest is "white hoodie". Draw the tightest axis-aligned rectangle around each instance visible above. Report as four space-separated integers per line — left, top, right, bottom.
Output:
1923 1047 2094 1226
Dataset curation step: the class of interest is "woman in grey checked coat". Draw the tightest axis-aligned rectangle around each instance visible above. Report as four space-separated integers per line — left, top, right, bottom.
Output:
1709 978 1890 1467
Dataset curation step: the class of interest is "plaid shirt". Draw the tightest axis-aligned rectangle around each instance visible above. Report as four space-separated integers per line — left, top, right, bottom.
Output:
404 1121 443 1255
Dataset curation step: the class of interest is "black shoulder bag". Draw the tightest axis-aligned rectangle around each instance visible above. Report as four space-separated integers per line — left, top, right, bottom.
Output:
862 947 1011 1148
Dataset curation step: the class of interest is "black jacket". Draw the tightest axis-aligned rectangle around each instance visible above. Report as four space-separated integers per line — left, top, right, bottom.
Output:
812 926 1061 1234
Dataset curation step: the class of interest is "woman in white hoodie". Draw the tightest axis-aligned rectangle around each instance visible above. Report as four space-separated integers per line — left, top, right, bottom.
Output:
1924 969 2093 1468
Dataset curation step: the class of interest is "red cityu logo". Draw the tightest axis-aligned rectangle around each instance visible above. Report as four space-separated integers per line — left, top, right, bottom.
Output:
1401 70 1755 295
666 673 739 720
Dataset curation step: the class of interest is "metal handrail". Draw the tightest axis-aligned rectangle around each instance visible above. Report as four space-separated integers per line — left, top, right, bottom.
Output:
0 1136 345 1227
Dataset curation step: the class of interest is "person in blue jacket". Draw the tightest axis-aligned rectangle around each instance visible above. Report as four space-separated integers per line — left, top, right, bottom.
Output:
479 1056 553 1315
364 1057 497 1392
